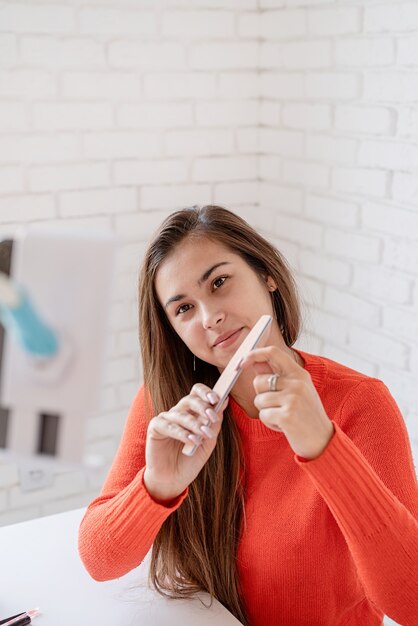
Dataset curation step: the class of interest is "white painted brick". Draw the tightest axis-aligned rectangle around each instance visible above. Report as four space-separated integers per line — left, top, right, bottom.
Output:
113 270 138 302
410 346 418 377
213 181 259 205
260 101 281 126
364 3 418 33
398 107 418 138
296 273 323 308
0 464 19 489
306 134 357 165
332 168 387 198
33 103 112 131
259 156 283 181
274 215 323 248
0 102 27 132
164 0 257 6
260 128 304 157
117 103 193 129
141 184 212 210
196 100 258 127
0 194 55 222
238 127 260 154
309 307 348 344
62 71 141 100
364 73 418 103
358 140 418 171
335 105 392 135
325 286 380 326
305 194 358 228
238 13 260 38
29 162 109 192
0 506 41 526
116 330 140 357
337 35 396 65
99 386 119 414
218 72 258 98
165 130 233 156
0 4 75 34
349 326 407 369
104 356 136 385
162 11 235 38
324 228 381 263
260 72 305 99
299 250 351 286
0 167 24 195
0 69 56 98
383 238 418 274
322 345 377 378
80 8 157 35
86 410 124 442
144 72 216 99
260 182 304 214
109 42 186 69
0 34 18 66
114 159 187 185
283 40 331 69
306 73 359 100
84 132 160 159
192 156 257 182
259 0 285 6
295 331 323 356
41 491 93 517
383 306 418 343
260 10 307 40
398 35 418 66
260 43 284 68
272 236 299 271
49 215 113 235
118 381 142 408
0 134 80 164
114 211 172 242
21 36 105 68
363 202 418 241
392 173 418 205
308 7 360 35
0 490 7 513
283 160 330 189
282 103 331 131
117 242 145 273
109 299 137 329
58 188 137 218
353 265 412 305
190 42 258 70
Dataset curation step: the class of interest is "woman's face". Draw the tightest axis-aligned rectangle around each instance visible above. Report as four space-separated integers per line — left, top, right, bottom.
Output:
155 236 285 370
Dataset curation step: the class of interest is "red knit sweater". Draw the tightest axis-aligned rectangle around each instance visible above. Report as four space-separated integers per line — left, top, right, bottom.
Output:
78 351 418 626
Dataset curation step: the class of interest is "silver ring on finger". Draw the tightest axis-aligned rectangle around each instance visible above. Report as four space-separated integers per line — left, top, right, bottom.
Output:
268 373 280 392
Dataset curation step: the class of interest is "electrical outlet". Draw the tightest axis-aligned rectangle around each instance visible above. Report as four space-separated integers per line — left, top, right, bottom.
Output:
19 464 54 492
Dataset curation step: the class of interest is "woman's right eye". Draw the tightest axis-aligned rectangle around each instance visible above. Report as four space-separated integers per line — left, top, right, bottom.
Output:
176 304 192 316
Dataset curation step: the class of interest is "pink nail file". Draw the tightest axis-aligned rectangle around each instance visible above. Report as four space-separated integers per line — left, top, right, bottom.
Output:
182 314 273 456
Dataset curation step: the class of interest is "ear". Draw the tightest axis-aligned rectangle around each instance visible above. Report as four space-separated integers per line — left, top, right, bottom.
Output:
265 276 277 292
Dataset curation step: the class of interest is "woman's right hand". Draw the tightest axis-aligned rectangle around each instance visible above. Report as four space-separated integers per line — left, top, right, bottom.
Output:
143 384 227 503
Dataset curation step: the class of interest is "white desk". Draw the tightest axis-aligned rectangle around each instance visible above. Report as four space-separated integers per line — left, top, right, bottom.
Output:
0 508 242 626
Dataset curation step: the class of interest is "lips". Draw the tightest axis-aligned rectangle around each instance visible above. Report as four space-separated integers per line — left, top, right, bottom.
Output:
213 328 243 347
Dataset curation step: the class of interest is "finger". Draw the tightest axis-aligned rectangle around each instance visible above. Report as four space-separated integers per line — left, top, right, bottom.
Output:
239 346 299 377
177 394 216 422
190 383 220 406
162 410 216 441
253 373 283 394
253 390 284 410
148 414 201 446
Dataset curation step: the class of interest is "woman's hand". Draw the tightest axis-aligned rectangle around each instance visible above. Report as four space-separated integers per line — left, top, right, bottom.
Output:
240 346 334 460
143 384 227 503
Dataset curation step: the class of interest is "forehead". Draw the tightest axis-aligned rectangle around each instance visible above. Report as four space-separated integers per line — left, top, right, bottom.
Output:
155 237 237 291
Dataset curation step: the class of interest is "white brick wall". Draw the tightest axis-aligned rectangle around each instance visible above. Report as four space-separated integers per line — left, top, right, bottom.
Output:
0 14 416 620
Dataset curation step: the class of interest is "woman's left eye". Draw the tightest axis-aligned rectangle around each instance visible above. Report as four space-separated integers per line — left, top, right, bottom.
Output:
213 276 227 290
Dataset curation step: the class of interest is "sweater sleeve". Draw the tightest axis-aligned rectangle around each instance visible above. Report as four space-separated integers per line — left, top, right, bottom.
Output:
78 386 188 581
295 379 418 626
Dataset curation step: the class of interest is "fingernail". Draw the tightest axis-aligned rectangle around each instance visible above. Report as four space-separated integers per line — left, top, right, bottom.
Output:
188 434 202 446
200 425 215 439
206 392 218 405
205 408 219 423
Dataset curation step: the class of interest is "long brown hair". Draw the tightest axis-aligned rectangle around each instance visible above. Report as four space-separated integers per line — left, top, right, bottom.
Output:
138 205 301 625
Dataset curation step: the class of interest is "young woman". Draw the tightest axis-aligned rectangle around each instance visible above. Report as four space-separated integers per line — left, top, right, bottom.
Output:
79 205 418 626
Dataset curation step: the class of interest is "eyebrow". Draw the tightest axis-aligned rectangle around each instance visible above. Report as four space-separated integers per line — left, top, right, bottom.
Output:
164 261 231 309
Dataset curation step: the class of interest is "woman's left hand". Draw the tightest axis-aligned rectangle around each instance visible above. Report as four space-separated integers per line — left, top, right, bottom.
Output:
239 346 334 460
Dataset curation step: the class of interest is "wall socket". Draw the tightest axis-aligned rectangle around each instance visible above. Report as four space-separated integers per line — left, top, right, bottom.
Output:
19 463 54 492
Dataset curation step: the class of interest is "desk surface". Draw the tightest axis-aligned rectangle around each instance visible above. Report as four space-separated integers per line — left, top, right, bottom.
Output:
0 508 242 626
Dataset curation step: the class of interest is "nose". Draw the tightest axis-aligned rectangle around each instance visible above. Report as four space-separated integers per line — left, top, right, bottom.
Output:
201 304 225 329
